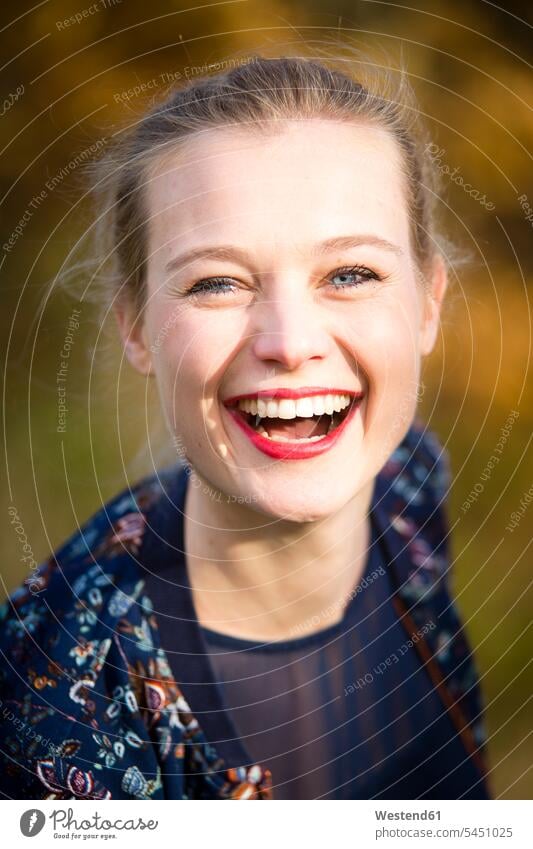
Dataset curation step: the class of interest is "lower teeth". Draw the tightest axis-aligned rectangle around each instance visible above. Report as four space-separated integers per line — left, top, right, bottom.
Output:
259 432 327 443
257 415 337 443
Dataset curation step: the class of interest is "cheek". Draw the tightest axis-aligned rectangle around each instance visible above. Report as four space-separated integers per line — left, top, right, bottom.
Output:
348 297 421 383
150 308 240 410
343 298 422 451
356 300 423 459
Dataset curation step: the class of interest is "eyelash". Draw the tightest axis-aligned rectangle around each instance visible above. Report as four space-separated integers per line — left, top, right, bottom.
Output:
186 265 382 296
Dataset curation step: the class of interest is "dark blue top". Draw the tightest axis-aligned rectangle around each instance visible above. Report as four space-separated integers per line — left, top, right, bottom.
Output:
145 510 487 800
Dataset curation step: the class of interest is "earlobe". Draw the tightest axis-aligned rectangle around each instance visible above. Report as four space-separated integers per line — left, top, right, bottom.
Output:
113 299 153 376
420 253 448 357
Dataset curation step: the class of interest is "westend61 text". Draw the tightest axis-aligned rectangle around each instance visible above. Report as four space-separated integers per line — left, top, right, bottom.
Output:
375 809 441 820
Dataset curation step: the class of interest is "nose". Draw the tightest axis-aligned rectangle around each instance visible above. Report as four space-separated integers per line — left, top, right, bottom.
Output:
250 294 331 371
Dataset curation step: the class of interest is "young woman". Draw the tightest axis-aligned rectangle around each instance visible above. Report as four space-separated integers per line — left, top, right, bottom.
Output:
0 56 490 800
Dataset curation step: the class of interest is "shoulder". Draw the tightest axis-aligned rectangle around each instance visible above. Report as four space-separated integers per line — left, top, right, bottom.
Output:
376 416 453 570
0 465 188 799
380 421 490 768
380 415 452 510
2 466 179 615
0 466 185 706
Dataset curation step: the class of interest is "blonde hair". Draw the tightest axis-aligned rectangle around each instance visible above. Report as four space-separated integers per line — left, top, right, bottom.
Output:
88 54 443 313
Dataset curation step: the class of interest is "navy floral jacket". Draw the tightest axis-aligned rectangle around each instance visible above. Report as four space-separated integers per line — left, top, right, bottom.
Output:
0 419 490 800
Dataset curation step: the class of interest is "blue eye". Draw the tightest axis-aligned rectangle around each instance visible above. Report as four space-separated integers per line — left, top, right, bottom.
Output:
329 266 380 288
187 277 236 296
186 266 380 297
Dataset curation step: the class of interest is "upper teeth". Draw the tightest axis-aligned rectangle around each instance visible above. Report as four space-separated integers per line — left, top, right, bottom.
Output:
236 393 352 418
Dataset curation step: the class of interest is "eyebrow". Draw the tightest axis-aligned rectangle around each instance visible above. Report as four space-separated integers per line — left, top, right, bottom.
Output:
164 234 403 276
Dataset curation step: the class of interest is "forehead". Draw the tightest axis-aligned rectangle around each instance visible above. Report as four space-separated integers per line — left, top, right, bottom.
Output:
144 119 410 256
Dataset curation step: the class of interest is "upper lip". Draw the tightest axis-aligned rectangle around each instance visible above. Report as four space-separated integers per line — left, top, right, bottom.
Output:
223 387 363 405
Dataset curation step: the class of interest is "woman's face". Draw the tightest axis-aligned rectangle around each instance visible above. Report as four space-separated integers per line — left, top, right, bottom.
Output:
120 119 446 521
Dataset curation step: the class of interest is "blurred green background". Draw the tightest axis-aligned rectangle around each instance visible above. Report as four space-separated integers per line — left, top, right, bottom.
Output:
2 0 531 798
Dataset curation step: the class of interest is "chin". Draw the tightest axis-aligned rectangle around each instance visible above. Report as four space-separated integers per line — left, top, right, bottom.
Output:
248 485 351 524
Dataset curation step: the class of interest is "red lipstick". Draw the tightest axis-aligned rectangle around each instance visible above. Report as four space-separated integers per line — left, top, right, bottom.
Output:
223 389 364 460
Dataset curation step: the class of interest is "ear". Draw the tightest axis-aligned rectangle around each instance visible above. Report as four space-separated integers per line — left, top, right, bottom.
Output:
114 297 153 376
419 253 448 357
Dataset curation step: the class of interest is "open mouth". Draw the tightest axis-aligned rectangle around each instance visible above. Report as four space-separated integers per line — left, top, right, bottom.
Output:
224 391 362 444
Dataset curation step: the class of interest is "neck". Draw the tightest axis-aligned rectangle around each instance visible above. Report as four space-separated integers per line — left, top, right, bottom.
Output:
184 470 376 641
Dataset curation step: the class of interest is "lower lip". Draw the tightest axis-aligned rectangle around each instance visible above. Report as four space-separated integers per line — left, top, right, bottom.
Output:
224 395 364 460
